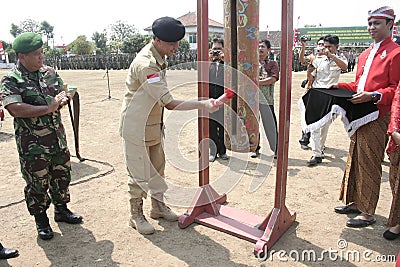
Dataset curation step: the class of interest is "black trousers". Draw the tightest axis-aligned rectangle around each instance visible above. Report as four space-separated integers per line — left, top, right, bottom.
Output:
299 131 310 146
209 109 226 156
256 104 278 154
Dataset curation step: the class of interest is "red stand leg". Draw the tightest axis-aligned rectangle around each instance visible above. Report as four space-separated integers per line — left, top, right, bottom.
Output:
178 185 227 229
254 207 297 256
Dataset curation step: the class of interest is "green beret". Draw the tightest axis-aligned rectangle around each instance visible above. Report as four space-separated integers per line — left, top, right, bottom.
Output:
152 17 185 42
13 32 43 53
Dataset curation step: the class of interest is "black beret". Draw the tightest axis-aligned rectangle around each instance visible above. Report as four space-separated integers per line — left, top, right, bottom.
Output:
13 32 43 53
152 16 185 42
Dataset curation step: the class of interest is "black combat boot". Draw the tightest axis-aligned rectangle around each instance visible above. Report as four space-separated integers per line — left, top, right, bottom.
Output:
34 212 54 240
54 204 82 224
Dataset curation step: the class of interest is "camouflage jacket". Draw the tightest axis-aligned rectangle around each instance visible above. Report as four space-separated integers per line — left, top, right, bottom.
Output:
0 62 68 156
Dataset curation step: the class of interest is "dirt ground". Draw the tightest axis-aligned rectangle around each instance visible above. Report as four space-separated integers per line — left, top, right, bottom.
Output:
0 68 399 267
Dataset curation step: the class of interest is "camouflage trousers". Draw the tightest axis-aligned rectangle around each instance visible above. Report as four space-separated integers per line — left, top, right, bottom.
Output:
19 149 71 215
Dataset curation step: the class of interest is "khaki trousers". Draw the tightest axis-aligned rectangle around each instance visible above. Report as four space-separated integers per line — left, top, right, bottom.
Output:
123 139 168 199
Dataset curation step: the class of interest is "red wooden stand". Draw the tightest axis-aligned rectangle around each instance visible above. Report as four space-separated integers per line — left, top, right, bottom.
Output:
178 0 296 256
179 184 296 256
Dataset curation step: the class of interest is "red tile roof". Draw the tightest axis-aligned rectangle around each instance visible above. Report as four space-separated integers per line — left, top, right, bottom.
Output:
177 12 223 27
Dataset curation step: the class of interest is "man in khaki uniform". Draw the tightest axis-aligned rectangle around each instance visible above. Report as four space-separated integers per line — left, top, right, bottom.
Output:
120 17 218 235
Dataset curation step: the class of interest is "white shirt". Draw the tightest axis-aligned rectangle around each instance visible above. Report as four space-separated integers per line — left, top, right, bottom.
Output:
311 54 347 88
357 41 382 92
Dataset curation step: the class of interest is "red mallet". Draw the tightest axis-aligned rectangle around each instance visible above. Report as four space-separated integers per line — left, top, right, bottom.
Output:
212 88 235 107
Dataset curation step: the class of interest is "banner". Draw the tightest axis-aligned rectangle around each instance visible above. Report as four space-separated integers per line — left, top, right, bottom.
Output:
298 26 370 46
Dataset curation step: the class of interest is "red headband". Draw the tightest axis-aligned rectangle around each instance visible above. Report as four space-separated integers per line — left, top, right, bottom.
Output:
368 6 395 20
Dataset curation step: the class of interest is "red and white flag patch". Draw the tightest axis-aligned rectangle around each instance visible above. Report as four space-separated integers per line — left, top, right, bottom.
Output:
147 73 161 84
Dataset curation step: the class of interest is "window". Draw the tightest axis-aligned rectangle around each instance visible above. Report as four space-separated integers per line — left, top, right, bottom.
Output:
189 33 197 44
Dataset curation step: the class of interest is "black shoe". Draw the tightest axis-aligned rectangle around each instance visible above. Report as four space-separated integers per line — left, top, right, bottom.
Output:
383 229 400 240
251 149 260 158
34 212 54 240
0 243 19 259
209 155 216 162
219 153 229 160
334 206 361 214
54 204 83 224
300 144 310 150
346 218 376 228
307 156 322 166
299 132 310 148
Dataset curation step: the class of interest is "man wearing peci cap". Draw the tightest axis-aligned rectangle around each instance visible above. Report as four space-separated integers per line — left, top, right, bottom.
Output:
0 32 82 240
331 7 400 228
119 17 219 235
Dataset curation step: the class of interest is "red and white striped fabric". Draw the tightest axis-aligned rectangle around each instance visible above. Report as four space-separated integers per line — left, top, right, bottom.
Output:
146 73 161 84
368 6 396 20
0 41 5 60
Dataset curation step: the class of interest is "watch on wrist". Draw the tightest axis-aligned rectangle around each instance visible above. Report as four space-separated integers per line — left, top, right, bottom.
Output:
372 91 381 103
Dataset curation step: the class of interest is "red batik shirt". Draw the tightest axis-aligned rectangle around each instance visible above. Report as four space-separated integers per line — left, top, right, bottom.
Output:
387 81 400 154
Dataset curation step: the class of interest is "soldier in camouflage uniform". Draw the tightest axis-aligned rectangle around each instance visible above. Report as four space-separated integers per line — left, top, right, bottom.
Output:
0 32 82 241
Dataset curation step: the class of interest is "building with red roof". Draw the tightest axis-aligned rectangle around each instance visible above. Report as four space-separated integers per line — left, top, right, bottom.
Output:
144 12 224 50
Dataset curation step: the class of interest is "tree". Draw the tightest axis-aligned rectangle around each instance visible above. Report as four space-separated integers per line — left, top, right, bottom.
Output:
20 19 41 33
9 19 42 38
109 20 137 41
177 38 190 53
92 31 108 54
10 24 22 38
108 21 137 54
40 21 54 47
68 35 94 55
121 34 150 54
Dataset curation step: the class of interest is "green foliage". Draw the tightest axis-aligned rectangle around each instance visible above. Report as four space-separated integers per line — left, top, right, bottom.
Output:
10 19 43 38
3 40 16 61
121 34 151 54
109 20 137 41
177 39 190 53
20 19 42 33
40 21 54 47
68 35 95 55
92 31 108 54
10 24 22 38
9 19 55 49
106 21 140 54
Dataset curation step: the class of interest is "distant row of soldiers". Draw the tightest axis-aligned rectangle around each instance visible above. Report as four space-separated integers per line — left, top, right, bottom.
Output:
43 51 199 71
167 51 198 70
42 50 311 72
44 54 135 70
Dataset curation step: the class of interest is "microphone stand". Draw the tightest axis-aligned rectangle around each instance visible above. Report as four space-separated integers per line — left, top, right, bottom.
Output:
102 52 118 101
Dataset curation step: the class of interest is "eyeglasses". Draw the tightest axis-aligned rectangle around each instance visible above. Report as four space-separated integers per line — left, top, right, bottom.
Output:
29 51 45 57
317 42 324 46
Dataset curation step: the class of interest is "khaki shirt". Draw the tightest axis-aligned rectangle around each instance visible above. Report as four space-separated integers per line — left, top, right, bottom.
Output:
119 42 174 146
